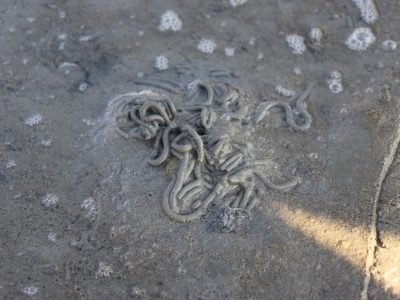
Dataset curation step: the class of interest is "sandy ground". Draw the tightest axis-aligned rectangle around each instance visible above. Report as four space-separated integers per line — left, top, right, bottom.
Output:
1 0 400 299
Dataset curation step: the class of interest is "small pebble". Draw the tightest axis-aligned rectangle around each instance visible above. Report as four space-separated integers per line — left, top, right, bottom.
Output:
249 37 256 46
293 67 302 75
131 286 143 297
224 47 235 57
82 118 95 126
58 33 67 40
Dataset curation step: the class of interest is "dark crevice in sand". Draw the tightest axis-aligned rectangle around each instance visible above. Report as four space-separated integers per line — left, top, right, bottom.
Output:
361 115 400 300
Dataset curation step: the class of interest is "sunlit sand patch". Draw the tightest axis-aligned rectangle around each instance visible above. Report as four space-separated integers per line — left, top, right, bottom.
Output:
271 201 368 268
372 233 400 296
272 201 400 296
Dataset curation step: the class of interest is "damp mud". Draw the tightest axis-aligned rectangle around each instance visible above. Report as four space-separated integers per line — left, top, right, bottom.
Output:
1 1 400 299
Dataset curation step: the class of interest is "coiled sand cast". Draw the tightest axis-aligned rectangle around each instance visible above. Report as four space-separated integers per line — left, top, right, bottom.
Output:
110 80 314 222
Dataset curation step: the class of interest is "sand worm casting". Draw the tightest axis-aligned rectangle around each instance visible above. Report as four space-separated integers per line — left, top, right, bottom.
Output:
110 80 314 222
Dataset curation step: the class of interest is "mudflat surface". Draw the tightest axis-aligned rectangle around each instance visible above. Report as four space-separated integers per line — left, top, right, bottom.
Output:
1 0 400 299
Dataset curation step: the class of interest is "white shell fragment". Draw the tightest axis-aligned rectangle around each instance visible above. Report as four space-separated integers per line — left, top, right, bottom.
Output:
48 231 57 242
24 114 43 126
5 160 16 169
275 85 295 97
22 286 38 296
229 0 248 8
79 82 88 92
81 197 97 220
293 67 302 75
41 194 59 208
224 47 235 57
96 263 113 279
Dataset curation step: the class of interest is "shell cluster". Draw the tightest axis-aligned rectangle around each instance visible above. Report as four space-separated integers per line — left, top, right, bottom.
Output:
285 34 307 54
346 27 376 51
328 70 344 94
158 10 182 32
155 55 169 70
352 0 379 24
197 39 217 54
